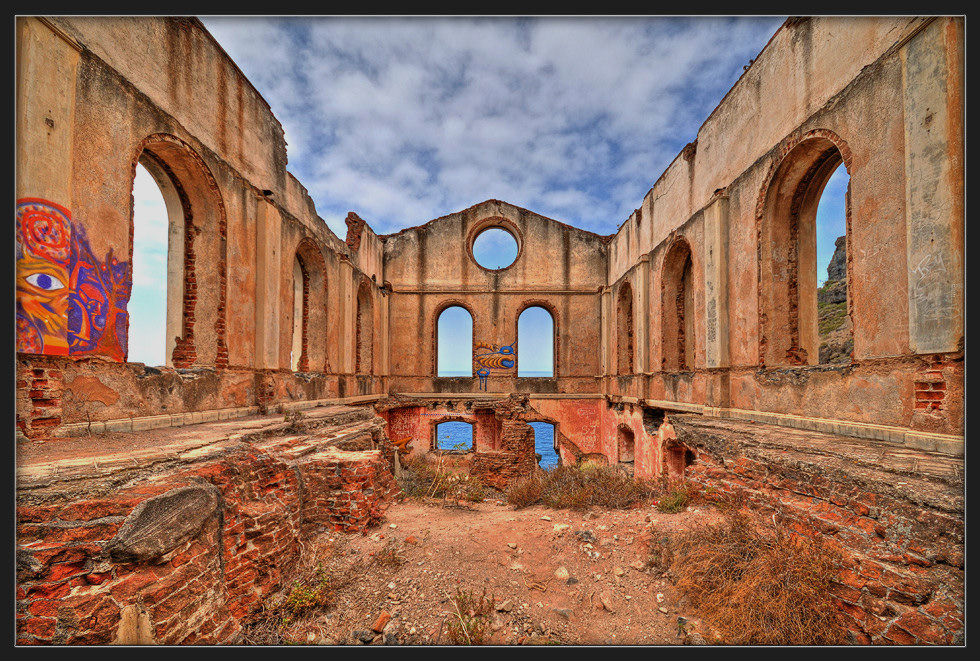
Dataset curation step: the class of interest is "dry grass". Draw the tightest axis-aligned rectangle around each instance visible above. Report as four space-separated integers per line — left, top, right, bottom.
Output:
397 455 492 503
663 511 847 645
240 537 355 645
506 463 661 510
444 587 496 645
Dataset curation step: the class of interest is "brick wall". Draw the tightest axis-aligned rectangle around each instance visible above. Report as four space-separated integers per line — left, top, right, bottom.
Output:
299 449 399 534
16 358 64 438
671 417 964 645
16 443 398 644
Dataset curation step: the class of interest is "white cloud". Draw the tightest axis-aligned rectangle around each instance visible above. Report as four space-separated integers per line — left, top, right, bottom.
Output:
199 16 785 235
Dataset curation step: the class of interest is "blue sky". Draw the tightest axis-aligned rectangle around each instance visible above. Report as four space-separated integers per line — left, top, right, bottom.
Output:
132 16 842 367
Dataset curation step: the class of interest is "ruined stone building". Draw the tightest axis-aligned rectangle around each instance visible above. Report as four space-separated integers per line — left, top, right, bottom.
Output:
15 16 964 644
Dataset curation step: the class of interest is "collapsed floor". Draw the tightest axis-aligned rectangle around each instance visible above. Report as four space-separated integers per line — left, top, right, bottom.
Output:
15 400 964 645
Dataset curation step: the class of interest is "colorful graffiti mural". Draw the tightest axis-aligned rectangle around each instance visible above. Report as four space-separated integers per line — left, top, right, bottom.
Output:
16 198 131 361
473 341 515 391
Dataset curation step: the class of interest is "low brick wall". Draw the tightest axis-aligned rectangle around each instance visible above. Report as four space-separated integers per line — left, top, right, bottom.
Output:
670 414 964 645
17 441 398 644
300 449 399 533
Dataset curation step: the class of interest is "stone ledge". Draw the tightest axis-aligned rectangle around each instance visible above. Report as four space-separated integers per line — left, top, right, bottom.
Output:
650 401 963 457
51 395 386 438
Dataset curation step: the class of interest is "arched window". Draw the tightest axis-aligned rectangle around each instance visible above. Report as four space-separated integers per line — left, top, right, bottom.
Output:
661 239 695 371
128 134 228 369
616 281 634 375
290 255 307 372
129 156 186 367
128 162 172 366
517 305 555 377
355 279 374 374
759 133 852 366
437 305 473 376
815 164 852 364
435 420 473 451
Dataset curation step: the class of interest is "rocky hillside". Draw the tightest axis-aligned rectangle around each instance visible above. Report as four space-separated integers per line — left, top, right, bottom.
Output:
817 236 852 364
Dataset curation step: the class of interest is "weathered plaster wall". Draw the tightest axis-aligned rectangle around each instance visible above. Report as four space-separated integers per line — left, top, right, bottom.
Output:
599 16 963 438
383 200 607 394
15 17 389 438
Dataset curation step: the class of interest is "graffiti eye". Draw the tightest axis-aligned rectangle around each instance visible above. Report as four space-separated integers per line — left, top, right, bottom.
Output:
25 273 65 291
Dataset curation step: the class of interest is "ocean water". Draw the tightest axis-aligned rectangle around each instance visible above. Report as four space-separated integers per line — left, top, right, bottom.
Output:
434 420 561 469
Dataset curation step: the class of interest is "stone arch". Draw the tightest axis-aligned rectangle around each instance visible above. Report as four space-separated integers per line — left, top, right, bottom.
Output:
355 277 374 374
433 300 475 377
130 133 228 369
616 280 634 375
516 300 559 378
661 237 695 371
290 238 327 372
756 129 853 367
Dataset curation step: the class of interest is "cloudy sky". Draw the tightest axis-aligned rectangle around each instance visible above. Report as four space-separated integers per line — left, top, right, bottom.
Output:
197 15 787 238
130 16 860 367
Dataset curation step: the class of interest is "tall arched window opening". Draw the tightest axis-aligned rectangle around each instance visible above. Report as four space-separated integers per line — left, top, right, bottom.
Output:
437 305 473 376
290 255 308 372
759 134 852 367
129 159 183 366
815 164 852 364
517 306 555 377
355 280 374 374
661 239 695 371
616 282 634 375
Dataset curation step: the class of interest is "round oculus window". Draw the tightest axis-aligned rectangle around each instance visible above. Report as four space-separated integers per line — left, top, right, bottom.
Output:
472 227 519 270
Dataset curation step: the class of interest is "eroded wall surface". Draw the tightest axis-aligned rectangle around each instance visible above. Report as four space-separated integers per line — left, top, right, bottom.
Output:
15 14 964 647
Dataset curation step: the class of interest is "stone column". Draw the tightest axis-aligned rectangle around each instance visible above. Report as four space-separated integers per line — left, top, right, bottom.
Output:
902 18 964 354
636 255 651 374
703 195 730 368
253 199 282 369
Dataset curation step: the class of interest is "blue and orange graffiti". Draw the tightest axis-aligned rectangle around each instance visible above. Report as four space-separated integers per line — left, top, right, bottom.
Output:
473 341 515 391
16 198 131 361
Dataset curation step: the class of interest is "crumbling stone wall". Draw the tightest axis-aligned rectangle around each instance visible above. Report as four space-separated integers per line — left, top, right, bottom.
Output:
667 414 964 645
16 410 398 645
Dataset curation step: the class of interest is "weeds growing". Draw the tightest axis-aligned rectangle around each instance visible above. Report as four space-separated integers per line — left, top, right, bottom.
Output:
659 510 847 645
506 463 663 510
397 455 491 503
445 587 496 645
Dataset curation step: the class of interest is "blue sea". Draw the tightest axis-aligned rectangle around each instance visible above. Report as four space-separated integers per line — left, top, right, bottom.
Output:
435 420 561 469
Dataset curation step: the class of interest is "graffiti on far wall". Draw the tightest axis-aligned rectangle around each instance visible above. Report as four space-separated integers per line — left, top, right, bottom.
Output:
474 341 515 391
16 198 131 361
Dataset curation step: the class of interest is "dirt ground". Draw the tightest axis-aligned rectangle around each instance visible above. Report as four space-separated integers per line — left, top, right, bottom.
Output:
248 496 726 646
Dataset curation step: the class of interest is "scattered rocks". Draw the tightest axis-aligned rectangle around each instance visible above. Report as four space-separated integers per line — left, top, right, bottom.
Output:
371 610 391 632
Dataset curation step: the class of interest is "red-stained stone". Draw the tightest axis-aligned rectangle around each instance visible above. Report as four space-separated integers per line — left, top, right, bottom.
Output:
18 617 56 638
